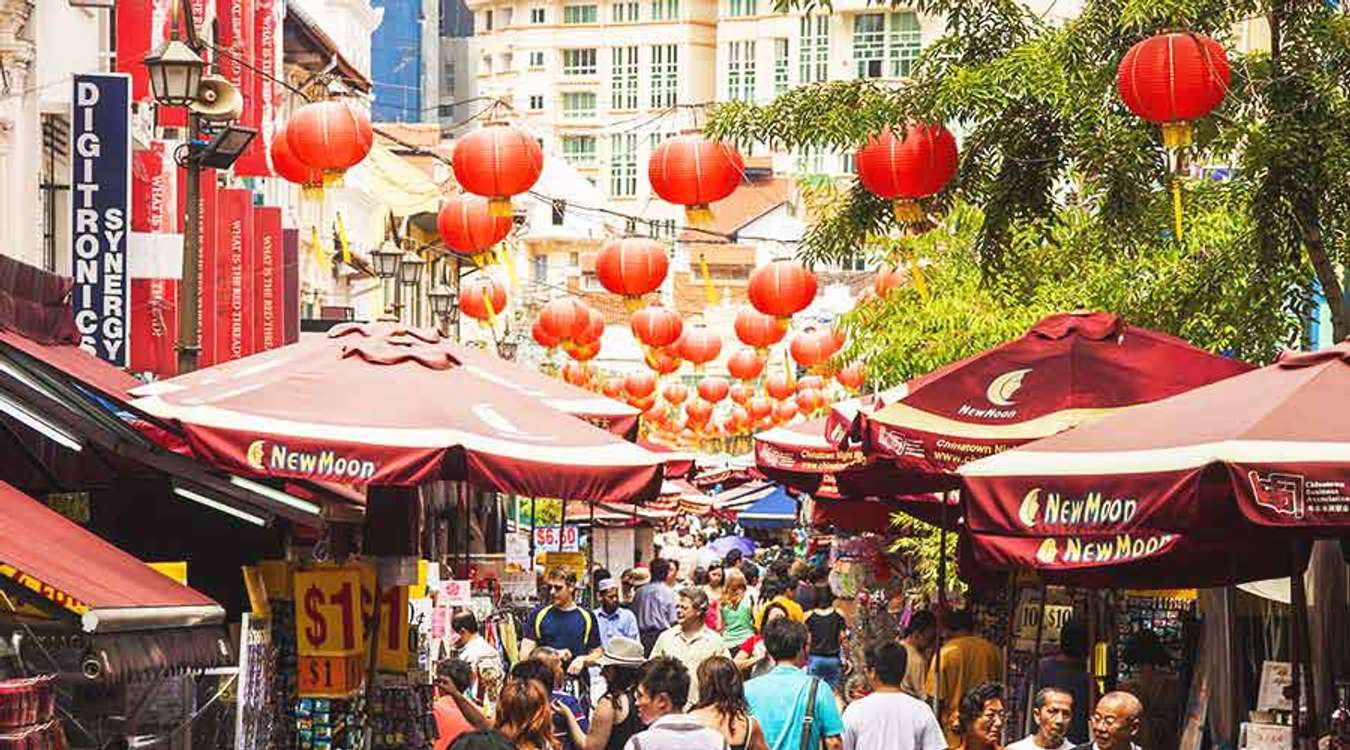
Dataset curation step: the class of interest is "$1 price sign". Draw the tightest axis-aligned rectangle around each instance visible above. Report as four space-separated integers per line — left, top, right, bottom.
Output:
298 654 364 698
294 568 364 657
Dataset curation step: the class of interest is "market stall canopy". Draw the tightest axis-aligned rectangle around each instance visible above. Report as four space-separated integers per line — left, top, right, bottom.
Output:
130 323 665 502
0 480 223 632
822 384 910 446
712 481 776 512
956 343 1350 586
756 417 904 500
563 500 675 526
736 485 799 530
862 311 1253 494
638 440 696 478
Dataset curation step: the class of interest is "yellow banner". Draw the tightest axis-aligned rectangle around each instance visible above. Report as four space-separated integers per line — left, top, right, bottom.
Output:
149 561 188 584
375 585 411 674
295 568 365 657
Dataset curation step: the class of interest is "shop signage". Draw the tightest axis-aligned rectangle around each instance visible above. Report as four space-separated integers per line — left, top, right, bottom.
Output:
534 525 580 552
295 568 365 656
297 654 364 698
542 551 587 582
71 73 132 367
252 207 283 351
209 188 254 362
1012 587 1074 650
375 585 411 674
128 232 182 378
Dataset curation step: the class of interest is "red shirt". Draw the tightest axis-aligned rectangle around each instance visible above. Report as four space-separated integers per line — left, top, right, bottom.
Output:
432 697 475 750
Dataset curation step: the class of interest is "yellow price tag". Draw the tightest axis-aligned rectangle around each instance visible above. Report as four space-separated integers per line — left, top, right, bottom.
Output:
294 568 365 656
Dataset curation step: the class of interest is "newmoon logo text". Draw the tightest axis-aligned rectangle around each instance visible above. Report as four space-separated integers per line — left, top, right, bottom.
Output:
246 440 377 480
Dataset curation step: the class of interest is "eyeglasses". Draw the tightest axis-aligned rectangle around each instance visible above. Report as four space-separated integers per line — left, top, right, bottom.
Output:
979 710 1007 723
548 583 568 592
1091 714 1125 729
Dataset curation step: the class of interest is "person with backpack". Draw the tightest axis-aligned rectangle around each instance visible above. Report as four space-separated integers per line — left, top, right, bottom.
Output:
743 618 844 750
522 567 603 678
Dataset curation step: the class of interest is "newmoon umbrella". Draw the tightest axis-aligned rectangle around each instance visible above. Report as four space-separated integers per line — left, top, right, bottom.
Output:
130 323 664 502
861 311 1253 494
956 343 1350 586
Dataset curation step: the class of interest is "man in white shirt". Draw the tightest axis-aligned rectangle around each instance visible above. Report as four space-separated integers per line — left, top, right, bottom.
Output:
841 641 946 750
1009 688 1074 750
623 657 726 750
1071 692 1144 750
450 611 502 701
649 587 730 707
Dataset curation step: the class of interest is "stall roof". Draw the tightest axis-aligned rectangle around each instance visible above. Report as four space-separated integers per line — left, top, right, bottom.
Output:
737 485 799 530
283 3 373 93
711 481 775 511
0 480 224 632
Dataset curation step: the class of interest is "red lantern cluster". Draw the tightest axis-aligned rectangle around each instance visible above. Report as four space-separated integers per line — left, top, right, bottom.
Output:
459 273 508 322
729 384 754 406
748 261 818 322
533 319 560 349
774 400 798 424
630 306 684 349
648 135 745 225
663 383 690 406
685 400 713 428
270 121 324 189
537 298 603 354
765 372 795 401
727 348 765 382
796 387 826 414
1117 32 1230 149
625 372 657 400
438 194 512 259
596 237 669 302
856 123 958 226
453 122 545 216
285 100 374 183
562 362 590 386
734 307 787 351
601 377 625 398
646 349 681 375
697 376 729 404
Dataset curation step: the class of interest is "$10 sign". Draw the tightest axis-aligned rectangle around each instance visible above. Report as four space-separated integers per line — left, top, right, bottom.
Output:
294 568 364 656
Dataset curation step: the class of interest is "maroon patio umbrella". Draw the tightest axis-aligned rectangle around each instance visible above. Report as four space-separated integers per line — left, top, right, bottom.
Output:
129 322 664 502
860 311 1253 493
957 341 1350 585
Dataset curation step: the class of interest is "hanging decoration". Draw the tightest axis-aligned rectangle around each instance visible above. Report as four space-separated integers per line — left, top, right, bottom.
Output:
625 372 658 400
630 305 684 349
685 400 713 428
1117 31 1230 240
697 376 730 404
629 394 657 411
532 319 560 350
855 123 958 229
795 387 827 415
601 377 625 398
747 260 818 323
727 348 765 382
573 306 606 352
663 383 690 406
774 400 799 424
537 298 591 350
747 396 774 422
872 266 906 298
596 237 669 307
270 121 324 192
567 340 600 362
734 306 788 351
765 372 795 401
677 328 722 369
286 99 374 184
647 135 745 226
836 363 866 392
452 122 545 216
437 194 513 261
729 383 754 406
562 361 590 386
646 349 681 375
796 374 826 393
789 330 833 370
459 273 508 324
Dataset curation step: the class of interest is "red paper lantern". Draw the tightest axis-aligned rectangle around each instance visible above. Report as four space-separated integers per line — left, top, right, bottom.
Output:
855 123 958 225
630 305 684 349
826 328 846 356
734 307 787 350
729 384 754 406
452 122 545 216
568 341 600 362
697 376 730 404
646 349 681 375
596 237 669 301
532 319 559 349
796 375 825 393
663 383 690 406
685 400 713 427
747 396 773 421
748 260 817 321
562 362 589 386
625 372 657 399
765 372 795 401
629 394 657 411
726 348 765 382
774 400 799 424
873 266 905 298
643 405 667 426
574 306 605 348
459 274 508 322
836 363 865 391
678 328 722 367
796 387 826 414
790 331 833 369
1117 31 1230 149
438 194 512 257
648 135 744 225
271 121 324 189
286 100 374 181
538 298 590 348
601 377 625 398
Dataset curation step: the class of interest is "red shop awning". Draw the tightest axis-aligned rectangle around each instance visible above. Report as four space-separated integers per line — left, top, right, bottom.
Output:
130 323 665 502
0 480 224 632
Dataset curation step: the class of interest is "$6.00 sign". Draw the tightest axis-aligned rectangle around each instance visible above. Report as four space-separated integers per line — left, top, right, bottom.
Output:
294 568 365 656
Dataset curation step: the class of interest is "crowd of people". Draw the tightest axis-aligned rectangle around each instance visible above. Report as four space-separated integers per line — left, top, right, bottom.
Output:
429 554 1161 750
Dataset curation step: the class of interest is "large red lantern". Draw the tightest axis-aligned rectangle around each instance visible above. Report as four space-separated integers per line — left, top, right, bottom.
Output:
685 400 713 427
796 375 825 393
573 306 605 349
643 405 667 427
836 363 865 392
562 362 589 386
873 266 905 298
855 123 958 225
630 306 684 349
625 372 657 399
1117 32 1230 150
538 298 590 348
438 194 512 259
596 237 669 303
748 260 817 321
452 122 545 216
271 121 324 189
532 319 560 349
697 376 729 404
601 377 625 399
678 328 722 367
728 406 751 434
286 100 374 182
727 348 765 382
568 341 600 362
459 273 508 322
663 383 690 406
648 135 744 225
774 400 799 424
747 396 773 422
729 384 754 406
765 372 795 401
629 394 657 411
646 349 681 375
734 307 787 350
796 387 826 414
790 330 833 369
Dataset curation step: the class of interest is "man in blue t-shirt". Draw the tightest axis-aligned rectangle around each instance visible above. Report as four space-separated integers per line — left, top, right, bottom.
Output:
522 566 603 674
745 618 845 750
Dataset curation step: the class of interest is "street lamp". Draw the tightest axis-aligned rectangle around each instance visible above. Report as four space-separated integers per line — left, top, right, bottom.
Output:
197 124 257 169
397 250 426 288
371 240 403 280
427 283 458 337
144 39 205 107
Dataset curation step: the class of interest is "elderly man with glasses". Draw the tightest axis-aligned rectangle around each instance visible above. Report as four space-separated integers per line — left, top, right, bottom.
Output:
1071 693 1144 750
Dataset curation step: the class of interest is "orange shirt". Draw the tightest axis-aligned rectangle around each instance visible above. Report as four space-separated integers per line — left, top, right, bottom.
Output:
432 696 476 750
926 635 1005 748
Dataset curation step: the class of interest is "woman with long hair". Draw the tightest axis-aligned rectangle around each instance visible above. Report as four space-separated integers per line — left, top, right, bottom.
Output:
495 678 555 750
689 656 769 750
555 637 646 750
719 568 755 652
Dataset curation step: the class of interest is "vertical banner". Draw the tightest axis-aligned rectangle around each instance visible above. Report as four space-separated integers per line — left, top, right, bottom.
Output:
158 0 211 128
132 141 178 234
253 206 283 351
213 189 255 363
235 0 278 176
71 74 132 367
219 0 264 176
177 167 218 366
283 228 300 344
115 1 158 104
128 232 182 378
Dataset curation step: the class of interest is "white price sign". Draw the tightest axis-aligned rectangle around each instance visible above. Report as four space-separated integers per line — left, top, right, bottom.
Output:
533 525 580 552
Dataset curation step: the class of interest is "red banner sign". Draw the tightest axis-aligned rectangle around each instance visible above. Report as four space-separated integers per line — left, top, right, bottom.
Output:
219 0 264 176
234 0 278 176
283 228 300 345
129 232 182 378
253 206 283 351
132 141 178 233
211 188 254 363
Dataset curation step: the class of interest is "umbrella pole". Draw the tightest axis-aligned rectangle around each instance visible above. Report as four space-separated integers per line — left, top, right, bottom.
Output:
1291 543 1318 747
1026 580 1048 737
935 491 949 720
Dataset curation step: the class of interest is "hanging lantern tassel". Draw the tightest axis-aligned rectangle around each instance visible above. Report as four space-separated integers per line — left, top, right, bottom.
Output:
483 292 498 330
489 197 514 218
783 347 795 389
1172 178 1184 242
335 212 353 265
699 254 716 306
496 244 519 288
686 204 714 228
310 225 331 272
893 199 924 224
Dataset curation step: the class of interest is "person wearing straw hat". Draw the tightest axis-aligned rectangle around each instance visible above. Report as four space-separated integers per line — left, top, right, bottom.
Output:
556 636 648 750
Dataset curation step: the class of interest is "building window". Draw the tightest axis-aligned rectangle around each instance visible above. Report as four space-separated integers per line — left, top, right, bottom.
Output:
727 0 757 15
610 46 639 110
532 254 548 283
650 44 678 107
569 252 580 266
480 55 493 75
552 201 566 225
843 152 856 174
795 148 827 174
529 94 545 110
562 135 598 166
563 4 598 23
888 12 921 77
530 7 546 22
854 12 920 78
501 8 515 25
651 0 678 20
529 50 545 67
563 48 598 75
562 91 597 118
611 1 639 21
501 52 514 70
610 133 638 197
773 38 789 94
799 14 828 84
727 40 756 102
482 9 493 30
